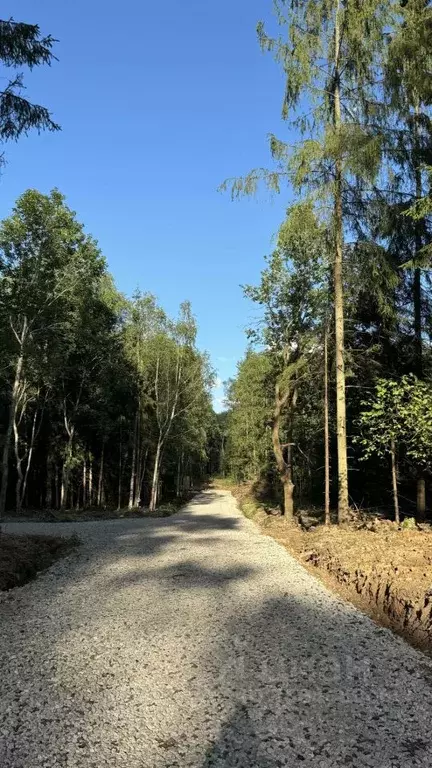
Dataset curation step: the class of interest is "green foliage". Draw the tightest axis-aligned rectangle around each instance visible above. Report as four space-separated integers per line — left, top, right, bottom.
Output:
0 189 214 514
225 351 273 482
222 0 393 203
401 516 417 530
224 204 331 505
0 17 59 162
357 375 432 471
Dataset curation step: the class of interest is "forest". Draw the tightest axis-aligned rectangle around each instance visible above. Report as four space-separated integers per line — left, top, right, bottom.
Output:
0 189 216 516
221 0 432 527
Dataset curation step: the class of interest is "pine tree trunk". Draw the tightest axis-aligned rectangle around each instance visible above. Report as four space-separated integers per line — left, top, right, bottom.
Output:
324 327 331 526
333 1 349 524
149 439 163 512
0 350 24 518
390 438 400 525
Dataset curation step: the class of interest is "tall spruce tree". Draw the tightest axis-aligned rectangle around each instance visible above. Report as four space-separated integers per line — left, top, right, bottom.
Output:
222 0 394 522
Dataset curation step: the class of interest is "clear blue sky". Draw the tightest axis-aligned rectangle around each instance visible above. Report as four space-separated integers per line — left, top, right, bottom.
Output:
2 0 290 409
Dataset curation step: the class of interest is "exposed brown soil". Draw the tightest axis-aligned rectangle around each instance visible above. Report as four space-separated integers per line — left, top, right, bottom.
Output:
0 533 78 591
213 479 432 655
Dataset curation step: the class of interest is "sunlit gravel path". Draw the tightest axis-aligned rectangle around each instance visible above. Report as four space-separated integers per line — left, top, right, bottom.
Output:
1 489 432 767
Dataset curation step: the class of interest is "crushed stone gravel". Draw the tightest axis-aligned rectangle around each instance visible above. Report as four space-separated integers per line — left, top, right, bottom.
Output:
1 489 432 768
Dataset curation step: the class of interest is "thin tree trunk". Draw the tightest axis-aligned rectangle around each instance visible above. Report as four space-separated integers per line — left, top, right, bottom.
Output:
220 435 225 476
97 444 105 507
128 443 136 509
136 446 148 509
133 414 141 507
46 455 53 508
128 414 138 509
21 408 38 511
324 327 331 525
61 435 73 510
75 478 80 511
55 464 60 509
390 438 400 525
414 265 422 375
176 453 182 498
133 445 142 508
89 458 93 507
417 476 426 521
61 471 66 509
333 1 349 524
0 349 25 518
413 104 426 519
149 438 163 512
413 103 423 379
117 431 123 511
283 443 294 520
13 416 24 515
271 381 295 522
83 459 87 509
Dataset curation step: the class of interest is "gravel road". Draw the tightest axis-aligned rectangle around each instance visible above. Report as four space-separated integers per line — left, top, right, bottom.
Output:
1 489 432 768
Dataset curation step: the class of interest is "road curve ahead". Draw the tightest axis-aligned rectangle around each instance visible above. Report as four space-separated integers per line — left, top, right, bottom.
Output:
1 489 432 767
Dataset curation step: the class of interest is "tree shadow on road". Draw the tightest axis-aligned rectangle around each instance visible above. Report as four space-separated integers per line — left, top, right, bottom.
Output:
2 501 432 768
196 593 432 768
108 560 258 591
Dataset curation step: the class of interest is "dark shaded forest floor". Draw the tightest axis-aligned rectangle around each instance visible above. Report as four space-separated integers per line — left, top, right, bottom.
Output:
213 478 432 655
0 533 79 591
2 493 196 524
